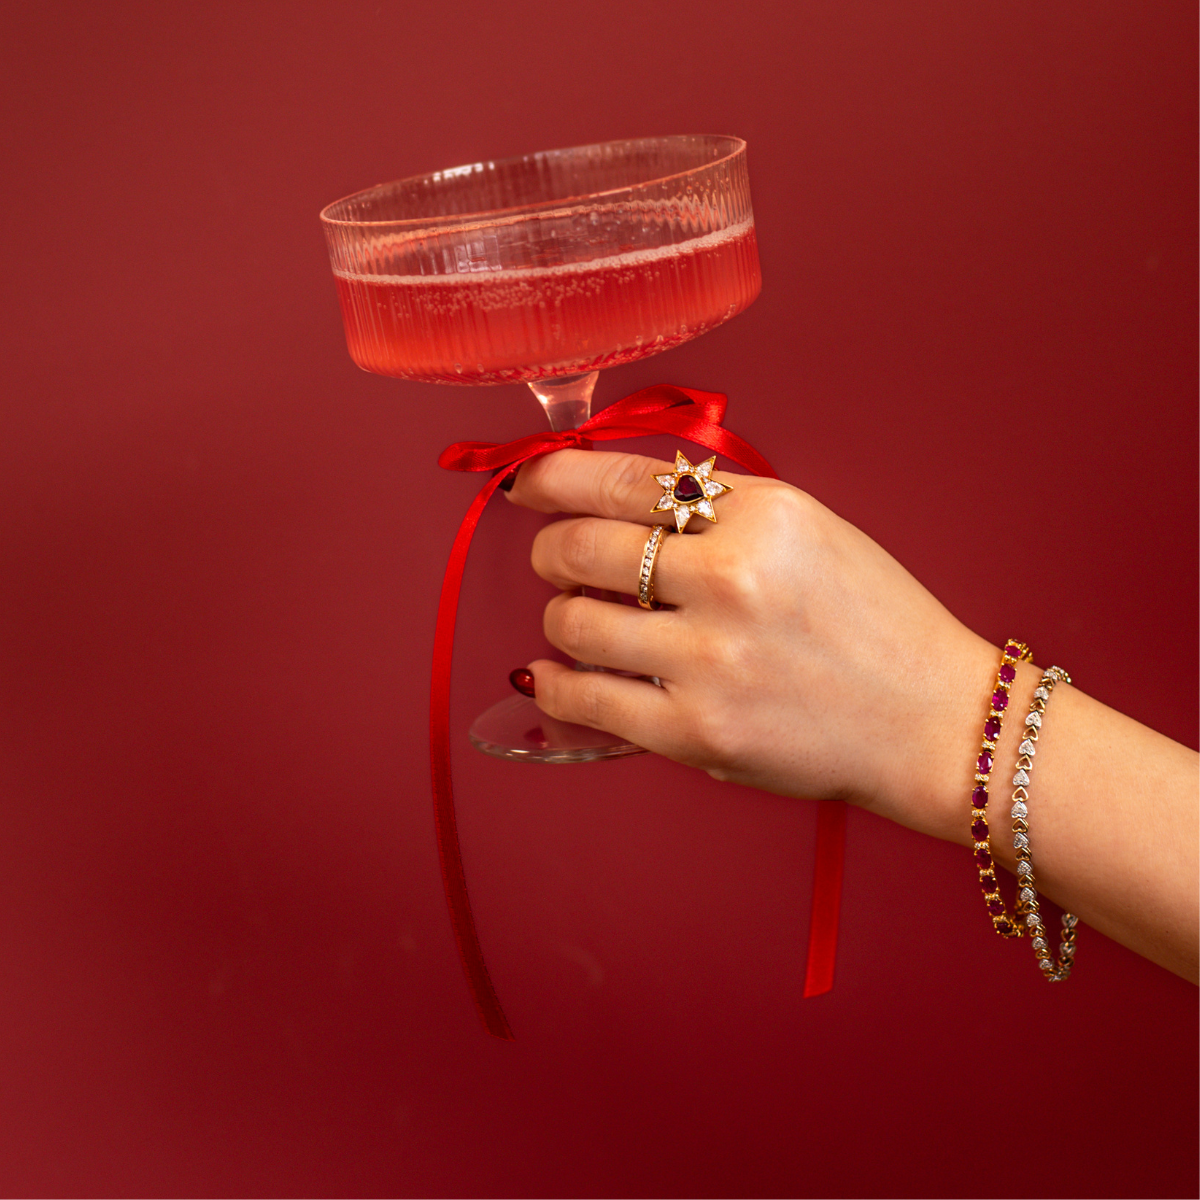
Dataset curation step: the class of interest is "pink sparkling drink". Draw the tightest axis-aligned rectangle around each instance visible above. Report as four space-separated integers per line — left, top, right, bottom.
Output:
333 216 760 384
322 138 761 389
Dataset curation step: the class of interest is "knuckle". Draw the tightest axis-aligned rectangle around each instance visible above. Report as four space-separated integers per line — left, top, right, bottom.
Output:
757 480 814 527
692 695 752 769
595 453 654 516
570 672 617 729
674 634 757 765
559 519 600 580
547 594 592 654
703 541 765 610
702 484 820 611
666 692 736 771
687 623 737 674
760 485 826 555
535 668 567 720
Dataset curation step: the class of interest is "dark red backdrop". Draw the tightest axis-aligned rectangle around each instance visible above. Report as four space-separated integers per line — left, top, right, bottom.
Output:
2 2 1195 1196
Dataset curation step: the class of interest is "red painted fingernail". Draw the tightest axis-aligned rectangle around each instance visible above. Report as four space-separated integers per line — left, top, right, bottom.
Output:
491 466 517 492
509 668 536 697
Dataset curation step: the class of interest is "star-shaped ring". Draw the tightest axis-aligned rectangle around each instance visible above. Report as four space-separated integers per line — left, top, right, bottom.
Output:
651 451 733 532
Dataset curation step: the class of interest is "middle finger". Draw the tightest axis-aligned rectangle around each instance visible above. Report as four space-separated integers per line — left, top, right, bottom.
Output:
533 517 696 606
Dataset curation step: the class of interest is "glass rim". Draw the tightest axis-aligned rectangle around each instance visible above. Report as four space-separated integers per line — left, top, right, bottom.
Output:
318 134 748 230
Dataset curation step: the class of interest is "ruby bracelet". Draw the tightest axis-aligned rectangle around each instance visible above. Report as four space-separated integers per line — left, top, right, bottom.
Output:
971 640 1033 938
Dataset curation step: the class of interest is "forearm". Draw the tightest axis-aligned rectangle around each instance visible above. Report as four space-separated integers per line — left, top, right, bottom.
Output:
871 636 1200 982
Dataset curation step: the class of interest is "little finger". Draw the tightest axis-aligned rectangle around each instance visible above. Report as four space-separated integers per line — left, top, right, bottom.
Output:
526 659 679 754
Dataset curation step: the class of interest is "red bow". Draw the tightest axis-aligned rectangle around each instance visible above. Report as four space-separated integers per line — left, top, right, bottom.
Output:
435 384 846 1039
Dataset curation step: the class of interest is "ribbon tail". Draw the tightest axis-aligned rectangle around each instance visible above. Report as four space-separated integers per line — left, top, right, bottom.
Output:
430 474 515 1040
802 802 847 997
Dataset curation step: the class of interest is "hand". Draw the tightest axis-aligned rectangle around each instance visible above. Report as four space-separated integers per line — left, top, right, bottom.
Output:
508 448 1200 980
507 448 998 840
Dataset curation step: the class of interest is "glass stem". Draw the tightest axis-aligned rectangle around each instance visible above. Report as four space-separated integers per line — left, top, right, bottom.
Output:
526 371 608 673
527 371 599 432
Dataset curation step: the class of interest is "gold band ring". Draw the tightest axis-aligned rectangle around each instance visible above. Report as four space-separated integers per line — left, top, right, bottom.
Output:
638 524 672 609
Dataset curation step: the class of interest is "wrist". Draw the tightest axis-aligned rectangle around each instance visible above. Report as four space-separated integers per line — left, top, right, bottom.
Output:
864 630 1018 847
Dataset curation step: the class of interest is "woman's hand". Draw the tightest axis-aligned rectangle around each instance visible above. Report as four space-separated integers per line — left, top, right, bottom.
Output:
507 448 996 842
507 447 1200 982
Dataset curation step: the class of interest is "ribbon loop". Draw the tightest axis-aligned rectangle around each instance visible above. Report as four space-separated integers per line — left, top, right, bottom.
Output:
431 384 845 1039
438 385 776 481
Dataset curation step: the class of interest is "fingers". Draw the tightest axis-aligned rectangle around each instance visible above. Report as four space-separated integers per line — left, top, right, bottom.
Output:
506 448 676 522
543 591 677 678
531 517 694 604
526 659 678 753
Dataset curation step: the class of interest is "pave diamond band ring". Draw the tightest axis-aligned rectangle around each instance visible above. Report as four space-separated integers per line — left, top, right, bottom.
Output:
637 523 672 610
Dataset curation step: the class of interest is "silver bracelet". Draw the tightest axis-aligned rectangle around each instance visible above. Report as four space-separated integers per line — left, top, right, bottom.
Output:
1012 665 1079 981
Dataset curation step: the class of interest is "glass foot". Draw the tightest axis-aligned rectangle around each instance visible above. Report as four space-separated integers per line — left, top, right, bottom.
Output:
468 694 647 763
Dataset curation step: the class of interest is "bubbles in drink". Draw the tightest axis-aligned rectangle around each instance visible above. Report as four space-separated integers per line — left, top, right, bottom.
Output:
332 215 760 385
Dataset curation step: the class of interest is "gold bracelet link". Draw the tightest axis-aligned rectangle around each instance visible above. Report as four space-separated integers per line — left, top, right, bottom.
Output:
971 640 1033 938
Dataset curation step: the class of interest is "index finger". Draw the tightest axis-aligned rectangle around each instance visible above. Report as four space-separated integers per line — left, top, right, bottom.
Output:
505 448 676 522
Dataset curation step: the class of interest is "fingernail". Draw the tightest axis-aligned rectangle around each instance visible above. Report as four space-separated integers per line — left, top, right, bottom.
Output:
509 667 536 697
491 466 516 493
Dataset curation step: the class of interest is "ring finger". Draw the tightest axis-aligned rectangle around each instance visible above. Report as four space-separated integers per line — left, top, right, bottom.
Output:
532 517 695 607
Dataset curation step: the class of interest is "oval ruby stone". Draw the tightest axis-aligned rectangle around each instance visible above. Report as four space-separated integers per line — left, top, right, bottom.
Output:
977 751 992 773
992 690 1009 710
986 897 1005 915
995 917 1013 935
973 840 991 863
972 785 988 807
1004 643 1023 658
999 664 1016 683
984 718 1001 740
672 474 704 503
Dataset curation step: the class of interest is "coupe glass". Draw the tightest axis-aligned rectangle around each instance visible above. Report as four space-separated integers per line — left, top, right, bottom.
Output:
320 135 760 762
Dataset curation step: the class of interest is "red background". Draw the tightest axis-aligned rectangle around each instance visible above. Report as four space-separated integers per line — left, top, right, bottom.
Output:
1 2 1195 1196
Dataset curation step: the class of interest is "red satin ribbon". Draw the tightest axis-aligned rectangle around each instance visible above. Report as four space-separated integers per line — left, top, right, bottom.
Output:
434 384 846 1039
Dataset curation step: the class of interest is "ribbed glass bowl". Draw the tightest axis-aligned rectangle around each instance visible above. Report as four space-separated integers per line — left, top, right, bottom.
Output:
320 135 760 385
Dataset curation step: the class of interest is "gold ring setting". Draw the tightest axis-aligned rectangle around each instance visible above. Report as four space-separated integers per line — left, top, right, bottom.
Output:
652 451 732 532
638 524 672 609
